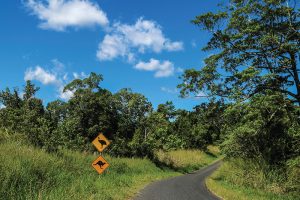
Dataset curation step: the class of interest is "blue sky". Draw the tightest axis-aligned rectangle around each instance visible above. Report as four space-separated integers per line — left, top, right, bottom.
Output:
0 0 221 110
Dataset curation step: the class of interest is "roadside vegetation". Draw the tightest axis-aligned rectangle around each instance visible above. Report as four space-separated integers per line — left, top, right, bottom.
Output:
0 132 180 200
155 145 221 172
0 0 299 199
0 130 221 200
0 72 223 199
179 0 300 199
206 158 299 200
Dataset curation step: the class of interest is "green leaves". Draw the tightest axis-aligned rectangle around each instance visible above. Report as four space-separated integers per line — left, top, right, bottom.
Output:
192 12 228 31
181 0 300 103
63 72 103 92
221 92 299 166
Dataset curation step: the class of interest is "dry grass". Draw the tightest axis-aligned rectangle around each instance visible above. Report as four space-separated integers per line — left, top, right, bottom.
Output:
155 146 221 172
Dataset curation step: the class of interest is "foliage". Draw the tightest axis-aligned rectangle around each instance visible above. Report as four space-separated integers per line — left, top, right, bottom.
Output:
178 0 300 197
179 0 300 104
109 88 153 156
206 158 299 200
0 133 180 200
221 92 300 167
0 81 50 149
0 74 218 156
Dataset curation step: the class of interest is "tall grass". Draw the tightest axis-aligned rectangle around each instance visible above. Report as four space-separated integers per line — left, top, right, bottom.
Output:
0 138 180 200
206 158 299 200
0 130 222 199
154 145 221 173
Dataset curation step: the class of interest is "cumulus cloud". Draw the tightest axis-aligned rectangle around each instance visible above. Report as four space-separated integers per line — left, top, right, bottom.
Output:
26 0 109 31
97 34 128 61
58 86 75 100
25 66 59 85
24 60 87 100
97 18 183 61
135 58 175 78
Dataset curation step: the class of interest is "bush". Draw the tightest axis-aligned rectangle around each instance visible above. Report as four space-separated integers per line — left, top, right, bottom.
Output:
222 93 299 166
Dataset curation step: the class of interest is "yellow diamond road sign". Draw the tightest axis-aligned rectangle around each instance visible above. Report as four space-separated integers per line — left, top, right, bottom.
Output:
92 133 110 152
92 133 110 174
92 156 110 174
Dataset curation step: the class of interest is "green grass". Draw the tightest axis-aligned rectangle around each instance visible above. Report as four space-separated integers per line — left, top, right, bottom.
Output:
0 130 222 200
155 145 221 173
0 140 180 200
206 159 299 200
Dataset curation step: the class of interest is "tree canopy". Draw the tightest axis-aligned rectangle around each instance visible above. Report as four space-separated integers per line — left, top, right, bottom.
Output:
179 0 300 104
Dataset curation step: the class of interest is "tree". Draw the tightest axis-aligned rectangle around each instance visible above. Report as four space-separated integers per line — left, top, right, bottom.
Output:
157 101 176 120
113 88 152 138
0 87 23 132
179 0 300 104
0 81 52 148
46 100 67 125
193 100 226 143
61 73 117 150
109 88 152 156
23 80 40 101
130 111 173 156
222 92 300 167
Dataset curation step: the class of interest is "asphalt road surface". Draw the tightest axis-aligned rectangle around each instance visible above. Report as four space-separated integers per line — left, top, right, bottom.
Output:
133 160 222 200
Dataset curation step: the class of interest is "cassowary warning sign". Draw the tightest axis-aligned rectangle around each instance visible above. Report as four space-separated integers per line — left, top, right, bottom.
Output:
92 133 110 174
92 133 110 152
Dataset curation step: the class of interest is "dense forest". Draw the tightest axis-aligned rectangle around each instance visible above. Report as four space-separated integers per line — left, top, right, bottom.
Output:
0 0 299 197
0 75 224 156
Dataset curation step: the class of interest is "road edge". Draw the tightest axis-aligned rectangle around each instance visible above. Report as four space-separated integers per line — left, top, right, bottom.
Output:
204 159 224 200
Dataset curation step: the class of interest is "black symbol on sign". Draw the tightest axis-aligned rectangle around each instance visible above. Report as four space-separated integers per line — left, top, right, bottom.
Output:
93 160 106 169
98 137 107 147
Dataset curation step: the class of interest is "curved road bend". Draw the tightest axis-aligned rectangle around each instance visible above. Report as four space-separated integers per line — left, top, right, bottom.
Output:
133 160 222 200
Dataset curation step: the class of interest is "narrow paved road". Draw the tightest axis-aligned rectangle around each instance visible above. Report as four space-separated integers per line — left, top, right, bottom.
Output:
134 160 221 200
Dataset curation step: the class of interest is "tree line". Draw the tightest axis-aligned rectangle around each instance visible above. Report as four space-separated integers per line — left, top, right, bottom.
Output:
0 74 224 158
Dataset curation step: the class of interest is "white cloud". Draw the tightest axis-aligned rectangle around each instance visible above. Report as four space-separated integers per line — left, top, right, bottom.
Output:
97 18 183 61
161 87 178 94
97 34 128 61
0 104 6 109
135 59 175 78
165 41 184 51
73 72 88 79
24 60 87 100
59 86 74 100
51 58 64 69
195 91 208 98
24 66 59 85
26 0 109 31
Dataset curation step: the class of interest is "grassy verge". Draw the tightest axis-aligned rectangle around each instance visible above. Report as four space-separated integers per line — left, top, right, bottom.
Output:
155 145 221 173
0 140 180 200
0 130 222 199
206 159 299 200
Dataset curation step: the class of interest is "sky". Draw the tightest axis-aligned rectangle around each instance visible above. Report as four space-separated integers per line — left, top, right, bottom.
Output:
0 0 221 110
